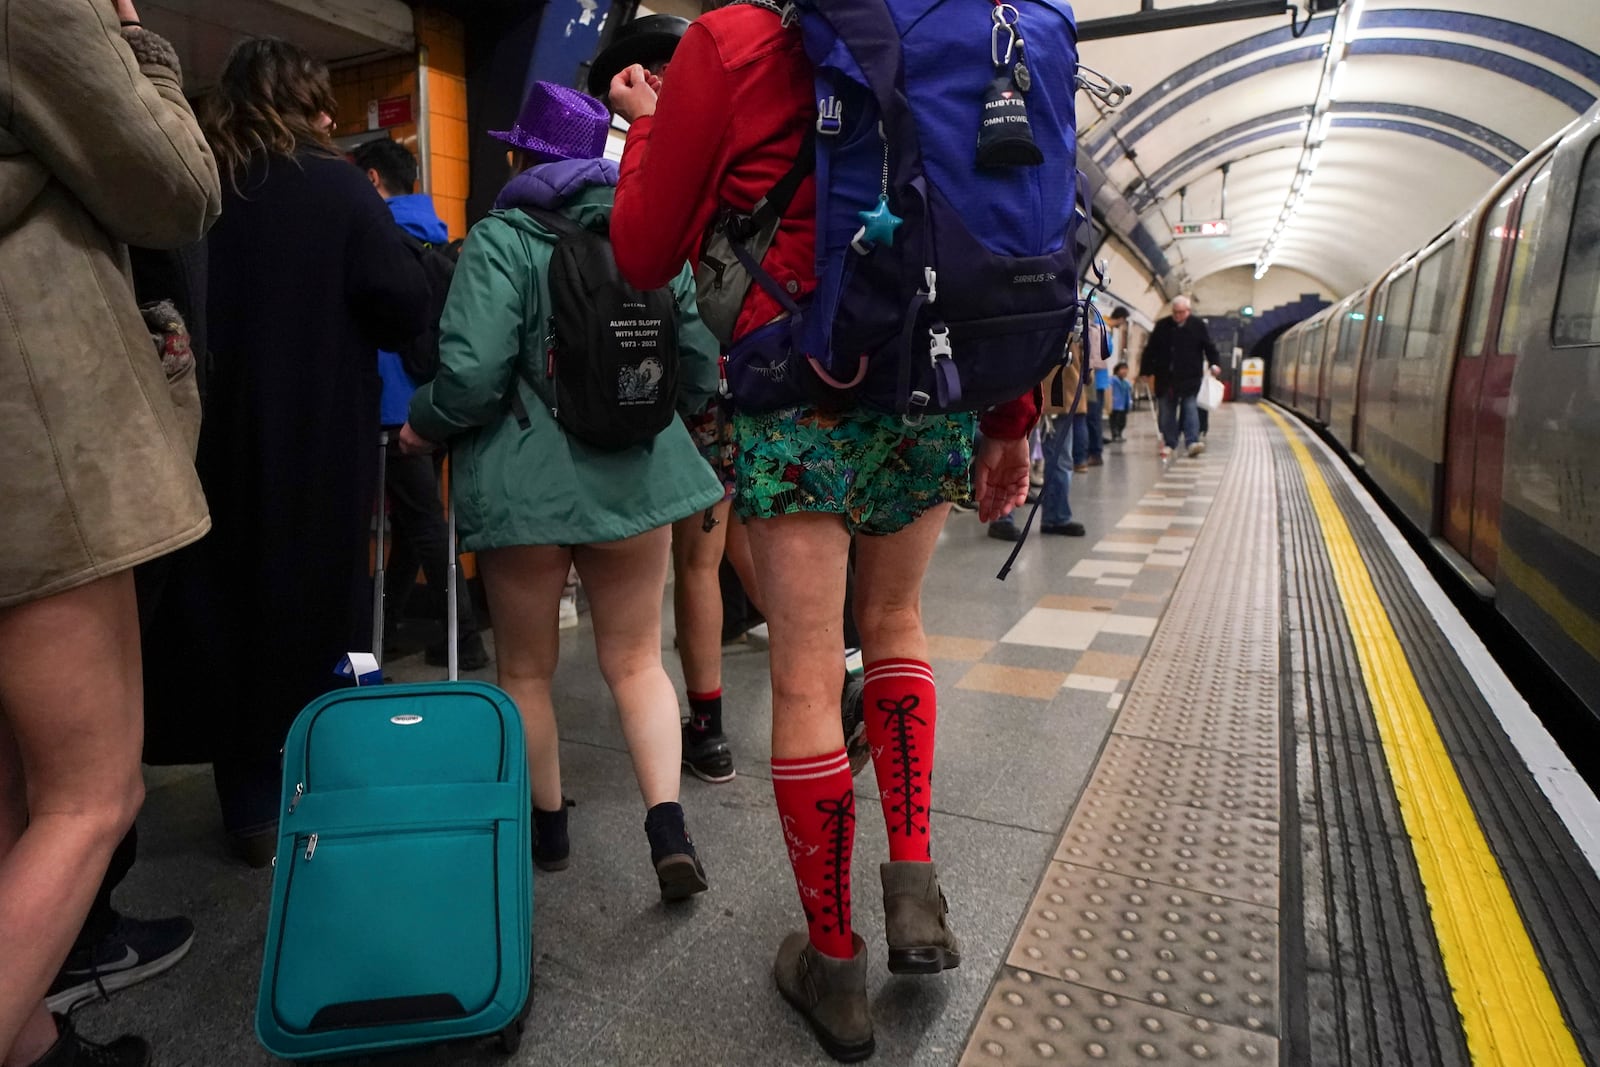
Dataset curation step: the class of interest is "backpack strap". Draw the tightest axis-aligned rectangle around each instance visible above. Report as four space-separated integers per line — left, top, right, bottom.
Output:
505 207 596 432
719 130 816 305
522 207 593 241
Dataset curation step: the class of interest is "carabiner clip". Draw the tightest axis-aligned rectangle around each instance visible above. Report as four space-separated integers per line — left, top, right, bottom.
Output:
990 4 1019 69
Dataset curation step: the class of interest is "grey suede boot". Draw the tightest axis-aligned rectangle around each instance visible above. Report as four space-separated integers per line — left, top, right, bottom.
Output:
773 932 875 1062
881 861 962 974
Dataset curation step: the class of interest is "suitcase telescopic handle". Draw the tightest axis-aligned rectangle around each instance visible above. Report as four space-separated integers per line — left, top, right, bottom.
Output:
446 444 459 683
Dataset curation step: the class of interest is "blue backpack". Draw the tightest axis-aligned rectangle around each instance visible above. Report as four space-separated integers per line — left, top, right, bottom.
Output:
721 0 1087 419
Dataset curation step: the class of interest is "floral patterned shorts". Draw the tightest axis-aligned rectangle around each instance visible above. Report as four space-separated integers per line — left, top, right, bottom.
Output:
731 406 977 536
684 402 736 501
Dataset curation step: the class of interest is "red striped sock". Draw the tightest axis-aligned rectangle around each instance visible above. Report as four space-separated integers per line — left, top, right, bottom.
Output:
864 658 937 863
771 749 856 959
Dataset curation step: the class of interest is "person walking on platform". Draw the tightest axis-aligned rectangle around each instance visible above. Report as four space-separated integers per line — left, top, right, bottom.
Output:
144 37 430 867
607 10 1035 1056
1142 294 1218 458
1109 362 1134 441
590 13 749 785
400 82 723 901
0 1 221 1063
351 138 489 672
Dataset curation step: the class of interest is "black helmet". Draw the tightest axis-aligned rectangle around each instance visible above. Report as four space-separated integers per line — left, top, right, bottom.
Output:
586 14 692 97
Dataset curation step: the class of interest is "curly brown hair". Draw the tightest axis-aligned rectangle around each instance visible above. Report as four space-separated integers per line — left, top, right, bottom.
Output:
201 38 338 188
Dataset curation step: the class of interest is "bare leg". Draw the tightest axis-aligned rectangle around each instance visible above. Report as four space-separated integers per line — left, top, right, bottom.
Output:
851 503 950 664
670 502 730 695
724 516 763 615
574 527 680 808
478 545 571 814
0 574 145 1064
746 514 852 759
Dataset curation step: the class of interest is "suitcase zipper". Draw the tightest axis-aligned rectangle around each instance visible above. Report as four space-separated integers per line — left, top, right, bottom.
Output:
289 782 305 814
303 833 318 860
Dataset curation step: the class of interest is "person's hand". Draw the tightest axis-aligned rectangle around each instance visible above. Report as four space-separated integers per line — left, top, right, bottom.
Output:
397 423 435 456
113 0 140 23
973 434 1032 524
609 64 660 124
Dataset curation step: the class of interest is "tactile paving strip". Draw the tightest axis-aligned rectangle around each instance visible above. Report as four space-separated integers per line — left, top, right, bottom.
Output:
1055 787 1279 906
1006 864 1279 1034
1091 734 1280 823
962 969 1278 1066
966 415 1287 1064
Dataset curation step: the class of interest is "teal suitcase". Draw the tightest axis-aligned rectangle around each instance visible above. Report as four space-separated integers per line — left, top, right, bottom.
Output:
256 439 531 1060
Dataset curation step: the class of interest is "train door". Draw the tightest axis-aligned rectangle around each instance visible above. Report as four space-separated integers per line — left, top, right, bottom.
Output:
1316 302 1346 425
1450 162 1556 579
1444 189 1516 556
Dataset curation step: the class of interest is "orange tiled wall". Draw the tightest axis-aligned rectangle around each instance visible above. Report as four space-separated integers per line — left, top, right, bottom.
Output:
328 10 470 241
331 56 419 156
418 10 470 240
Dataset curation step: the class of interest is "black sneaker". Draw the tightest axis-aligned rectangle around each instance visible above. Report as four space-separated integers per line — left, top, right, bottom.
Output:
425 631 490 671
645 802 709 902
29 1015 150 1067
987 521 1022 542
682 725 735 784
47 914 194 1013
1041 522 1087 537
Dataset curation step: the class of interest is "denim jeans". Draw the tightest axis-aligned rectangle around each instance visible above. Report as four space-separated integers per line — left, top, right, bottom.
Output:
1071 412 1089 466
1040 416 1074 526
1084 397 1103 458
1158 393 1200 449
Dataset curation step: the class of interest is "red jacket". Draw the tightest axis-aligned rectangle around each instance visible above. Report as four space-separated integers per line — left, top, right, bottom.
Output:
612 5 1037 439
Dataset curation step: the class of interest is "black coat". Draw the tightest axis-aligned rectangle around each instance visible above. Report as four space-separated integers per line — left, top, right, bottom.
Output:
144 152 428 764
1143 314 1218 399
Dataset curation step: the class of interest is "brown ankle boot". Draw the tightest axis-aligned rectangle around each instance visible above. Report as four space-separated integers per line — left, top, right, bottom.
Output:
880 861 962 974
773 932 874 1062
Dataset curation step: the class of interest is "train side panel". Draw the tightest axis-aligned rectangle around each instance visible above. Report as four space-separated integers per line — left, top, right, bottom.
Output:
1499 109 1600 714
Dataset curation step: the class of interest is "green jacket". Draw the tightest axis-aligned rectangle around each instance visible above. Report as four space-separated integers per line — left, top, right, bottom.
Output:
408 181 722 551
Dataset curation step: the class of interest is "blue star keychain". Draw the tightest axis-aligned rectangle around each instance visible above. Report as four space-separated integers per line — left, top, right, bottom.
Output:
851 196 903 254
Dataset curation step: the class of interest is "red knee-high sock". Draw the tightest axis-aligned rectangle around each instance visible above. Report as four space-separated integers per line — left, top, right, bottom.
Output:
864 658 937 863
771 750 856 959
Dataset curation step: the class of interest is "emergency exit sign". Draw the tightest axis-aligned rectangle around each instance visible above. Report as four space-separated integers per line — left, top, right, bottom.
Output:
1173 220 1231 238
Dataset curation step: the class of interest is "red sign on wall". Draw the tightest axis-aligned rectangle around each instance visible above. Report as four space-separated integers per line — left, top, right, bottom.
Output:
375 96 413 129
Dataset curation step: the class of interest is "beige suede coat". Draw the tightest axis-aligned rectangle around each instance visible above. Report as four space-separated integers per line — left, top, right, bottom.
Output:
0 0 221 607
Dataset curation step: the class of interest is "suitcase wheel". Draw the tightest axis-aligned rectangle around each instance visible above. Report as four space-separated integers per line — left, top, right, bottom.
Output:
497 1017 524 1055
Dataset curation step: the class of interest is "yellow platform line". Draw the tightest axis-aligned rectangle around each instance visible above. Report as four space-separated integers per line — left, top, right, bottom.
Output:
1262 406 1583 1067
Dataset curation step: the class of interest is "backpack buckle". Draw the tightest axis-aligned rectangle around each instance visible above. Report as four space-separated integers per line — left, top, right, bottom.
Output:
923 268 938 304
817 96 843 136
929 326 952 365
903 390 930 428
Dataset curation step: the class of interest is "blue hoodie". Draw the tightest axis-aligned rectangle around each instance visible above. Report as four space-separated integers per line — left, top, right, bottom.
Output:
378 193 451 427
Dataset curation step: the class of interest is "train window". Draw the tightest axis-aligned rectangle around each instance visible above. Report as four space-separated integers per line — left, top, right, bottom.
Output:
1406 242 1458 359
1499 162 1553 350
1554 140 1600 347
1376 270 1415 360
1463 192 1516 357
1335 305 1362 363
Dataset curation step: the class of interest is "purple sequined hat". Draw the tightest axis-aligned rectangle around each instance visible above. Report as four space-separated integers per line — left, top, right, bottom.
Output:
489 81 609 163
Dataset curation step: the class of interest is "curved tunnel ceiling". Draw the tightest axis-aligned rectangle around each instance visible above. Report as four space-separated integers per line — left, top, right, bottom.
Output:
1076 0 1600 297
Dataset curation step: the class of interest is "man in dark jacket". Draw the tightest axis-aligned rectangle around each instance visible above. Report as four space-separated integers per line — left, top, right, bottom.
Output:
352 137 487 671
1141 295 1218 458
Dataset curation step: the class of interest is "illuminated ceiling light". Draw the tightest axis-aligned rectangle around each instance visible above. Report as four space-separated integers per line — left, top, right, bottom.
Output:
1304 147 1323 171
1318 111 1335 142
1330 61 1350 101
1343 0 1365 40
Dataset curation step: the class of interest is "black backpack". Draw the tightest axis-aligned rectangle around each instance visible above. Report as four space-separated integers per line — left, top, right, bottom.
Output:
396 234 463 384
521 209 680 451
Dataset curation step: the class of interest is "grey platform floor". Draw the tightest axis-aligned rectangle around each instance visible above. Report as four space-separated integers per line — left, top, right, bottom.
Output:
85 412 1182 1066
